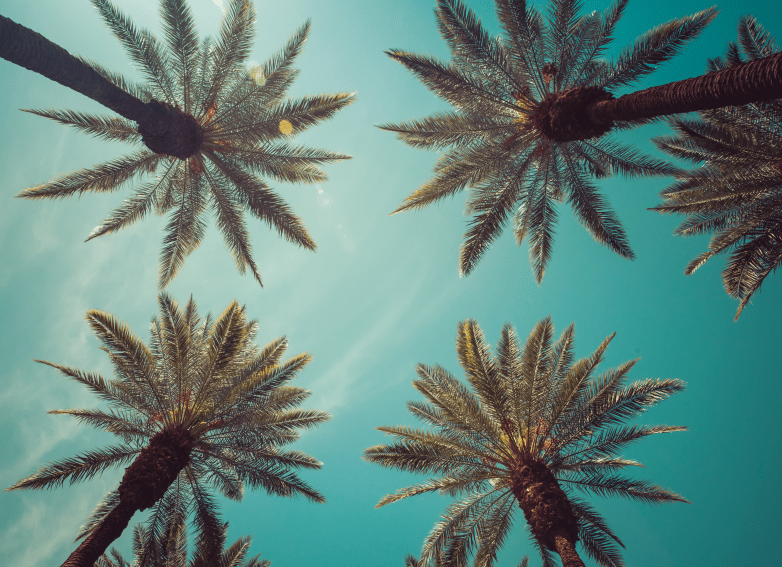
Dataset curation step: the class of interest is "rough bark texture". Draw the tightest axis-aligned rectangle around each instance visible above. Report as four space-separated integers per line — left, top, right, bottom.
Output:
532 86 615 142
553 532 586 567
137 99 204 160
60 428 194 567
533 52 782 142
0 15 204 160
509 458 580 554
591 51 782 124
0 14 147 122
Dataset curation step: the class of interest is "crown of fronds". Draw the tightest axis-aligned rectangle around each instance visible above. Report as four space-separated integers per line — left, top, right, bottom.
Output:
404 549 530 567
383 0 716 283
16 0 355 288
97 514 270 567
652 15 782 320
364 317 687 567
7 293 330 563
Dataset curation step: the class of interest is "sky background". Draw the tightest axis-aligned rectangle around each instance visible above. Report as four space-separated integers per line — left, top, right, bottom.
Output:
1 0 781 566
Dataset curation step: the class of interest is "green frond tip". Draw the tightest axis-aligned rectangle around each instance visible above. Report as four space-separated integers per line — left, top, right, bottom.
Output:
652 15 782 319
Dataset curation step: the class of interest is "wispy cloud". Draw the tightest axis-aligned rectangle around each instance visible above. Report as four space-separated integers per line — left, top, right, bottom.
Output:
0 486 117 567
306 271 429 412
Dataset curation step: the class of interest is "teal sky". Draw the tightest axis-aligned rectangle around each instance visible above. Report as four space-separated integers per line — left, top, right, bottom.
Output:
1 0 781 565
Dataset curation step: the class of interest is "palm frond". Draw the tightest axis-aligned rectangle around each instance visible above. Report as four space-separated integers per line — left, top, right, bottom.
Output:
87 160 181 241
202 163 263 286
380 113 512 150
21 108 141 143
161 0 200 114
6 445 140 491
229 144 349 184
206 151 316 252
386 50 518 115
600 6 718 90
158 170 208 288
90 0 175 101
75 490 121 541
561 151 634 259
561 472 690 504
527 153 558 283
16 151 159 200
436 0 520 96
201 0 256 113
460 159 531 275
737 15 779 60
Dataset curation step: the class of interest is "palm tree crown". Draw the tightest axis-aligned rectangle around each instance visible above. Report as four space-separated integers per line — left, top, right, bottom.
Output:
364 317 687 567
15 0 355 288
652 16 782 320
98 516 270 567
7 293 329 567
404 550 530 567
383 0 717 282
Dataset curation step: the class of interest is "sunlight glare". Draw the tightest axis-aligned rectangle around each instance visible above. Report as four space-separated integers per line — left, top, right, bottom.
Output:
211 0 226 14
279 119 293 135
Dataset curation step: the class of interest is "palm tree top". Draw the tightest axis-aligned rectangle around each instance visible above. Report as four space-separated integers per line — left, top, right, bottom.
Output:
98 517 271 567
382 0 716 282
7 293 330 561
14 0 355 288
652 15 782 320
365 317 687 567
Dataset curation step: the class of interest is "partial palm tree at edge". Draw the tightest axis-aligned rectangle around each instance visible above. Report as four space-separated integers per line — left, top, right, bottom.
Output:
652 15 782 320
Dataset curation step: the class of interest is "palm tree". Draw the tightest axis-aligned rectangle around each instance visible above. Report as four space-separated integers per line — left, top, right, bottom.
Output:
97 515 270 567
6 293 330 567
1 0 354 288
404 550 530 567
364 317 687 567
384 0 781 282
651 16 782 320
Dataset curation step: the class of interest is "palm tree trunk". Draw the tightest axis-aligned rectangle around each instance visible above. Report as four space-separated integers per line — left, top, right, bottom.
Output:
0 14 148 122
0 15 203 159
553 532 586 567
60 428 194 567
509 458 584 567
60 497 138 567
535 52 782 142
590 51 782 123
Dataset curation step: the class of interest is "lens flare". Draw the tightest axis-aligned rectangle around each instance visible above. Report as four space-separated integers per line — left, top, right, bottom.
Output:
249 65 265 85
279 119 293 135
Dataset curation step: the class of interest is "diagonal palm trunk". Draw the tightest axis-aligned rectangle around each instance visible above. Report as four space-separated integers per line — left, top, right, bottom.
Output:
509 458 585 567
536 52 782 142
0 14 202 159
61 428 194 567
